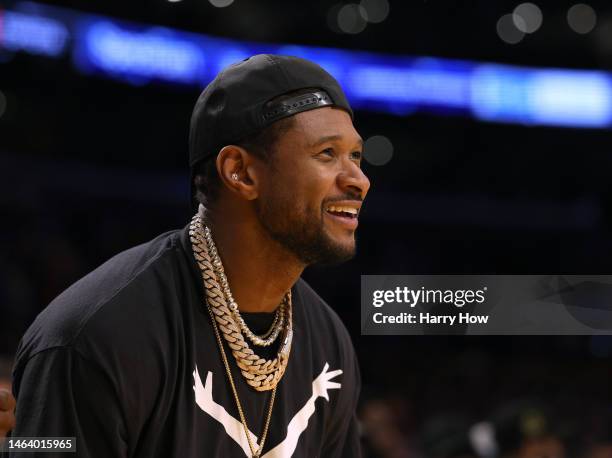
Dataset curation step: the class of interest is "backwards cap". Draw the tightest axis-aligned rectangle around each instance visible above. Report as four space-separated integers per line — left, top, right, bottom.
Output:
188 54 353 167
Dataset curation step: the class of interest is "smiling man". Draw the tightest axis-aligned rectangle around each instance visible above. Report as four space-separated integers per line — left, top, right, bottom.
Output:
11 54 369 457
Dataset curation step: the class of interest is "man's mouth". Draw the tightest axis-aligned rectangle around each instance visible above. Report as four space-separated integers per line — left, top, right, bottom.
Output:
325 205 359 219
324 202 361 230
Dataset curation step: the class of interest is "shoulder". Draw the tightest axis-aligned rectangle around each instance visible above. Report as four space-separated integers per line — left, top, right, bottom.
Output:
14 229 185 368
294 279 345 326
292 278 361 411
293 278 356 355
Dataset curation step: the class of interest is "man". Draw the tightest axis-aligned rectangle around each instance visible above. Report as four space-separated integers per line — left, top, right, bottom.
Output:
11 54 369 457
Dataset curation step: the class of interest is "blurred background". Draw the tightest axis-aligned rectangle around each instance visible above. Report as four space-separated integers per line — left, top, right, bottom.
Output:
1 0 612 456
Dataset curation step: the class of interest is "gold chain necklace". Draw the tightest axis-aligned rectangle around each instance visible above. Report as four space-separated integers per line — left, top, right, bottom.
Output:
189 214 293 392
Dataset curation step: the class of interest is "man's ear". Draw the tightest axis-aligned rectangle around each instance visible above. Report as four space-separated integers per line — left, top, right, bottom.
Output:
216 145 260 200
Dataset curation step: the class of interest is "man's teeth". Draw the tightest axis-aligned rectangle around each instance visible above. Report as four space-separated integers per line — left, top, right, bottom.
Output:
326 205 358 215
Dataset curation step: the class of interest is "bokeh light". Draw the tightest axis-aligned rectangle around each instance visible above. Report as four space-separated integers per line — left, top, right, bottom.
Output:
360 0 390 24
567 3 597 34
497 13 526 44
513 3 543 34
209 0 234 8
364 135 393 166
337 4 368 34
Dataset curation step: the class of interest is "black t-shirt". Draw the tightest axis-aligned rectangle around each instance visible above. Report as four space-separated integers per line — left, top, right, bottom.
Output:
10 227 362 457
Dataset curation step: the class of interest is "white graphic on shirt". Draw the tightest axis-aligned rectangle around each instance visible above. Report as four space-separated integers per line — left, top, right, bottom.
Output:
193 367 258 456
263 363 342 458
192 363 342 457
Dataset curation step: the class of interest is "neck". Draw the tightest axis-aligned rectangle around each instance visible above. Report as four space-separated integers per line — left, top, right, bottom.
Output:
201 204 304 313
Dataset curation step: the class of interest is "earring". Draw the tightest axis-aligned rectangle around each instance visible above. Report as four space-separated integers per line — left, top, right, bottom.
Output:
231 173 239 181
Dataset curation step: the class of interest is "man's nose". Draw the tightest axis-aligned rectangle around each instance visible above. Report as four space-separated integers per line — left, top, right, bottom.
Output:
337 163 370 199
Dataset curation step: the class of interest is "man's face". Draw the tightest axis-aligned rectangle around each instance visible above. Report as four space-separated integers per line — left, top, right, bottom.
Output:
254 106 370 265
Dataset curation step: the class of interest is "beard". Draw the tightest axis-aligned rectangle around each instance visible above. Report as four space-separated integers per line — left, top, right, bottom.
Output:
255 193 357 266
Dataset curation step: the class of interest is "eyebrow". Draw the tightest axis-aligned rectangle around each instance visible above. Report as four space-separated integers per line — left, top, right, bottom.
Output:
310 135 363 149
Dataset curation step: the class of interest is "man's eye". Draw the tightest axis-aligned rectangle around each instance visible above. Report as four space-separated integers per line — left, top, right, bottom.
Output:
319 148 334 157
351 151 363 161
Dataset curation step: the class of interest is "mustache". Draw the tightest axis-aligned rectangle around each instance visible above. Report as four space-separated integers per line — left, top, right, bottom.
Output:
323 194 363 205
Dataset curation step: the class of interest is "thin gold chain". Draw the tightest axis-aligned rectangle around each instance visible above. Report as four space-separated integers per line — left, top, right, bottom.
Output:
206 304 277 458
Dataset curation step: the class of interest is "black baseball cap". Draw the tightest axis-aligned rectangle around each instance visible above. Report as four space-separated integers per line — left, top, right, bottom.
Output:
188 54 353 168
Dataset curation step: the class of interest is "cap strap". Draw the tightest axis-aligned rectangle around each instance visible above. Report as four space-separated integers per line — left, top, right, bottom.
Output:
261 90 334 124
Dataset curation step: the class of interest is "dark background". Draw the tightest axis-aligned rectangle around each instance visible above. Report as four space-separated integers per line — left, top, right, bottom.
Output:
1 0 612 456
